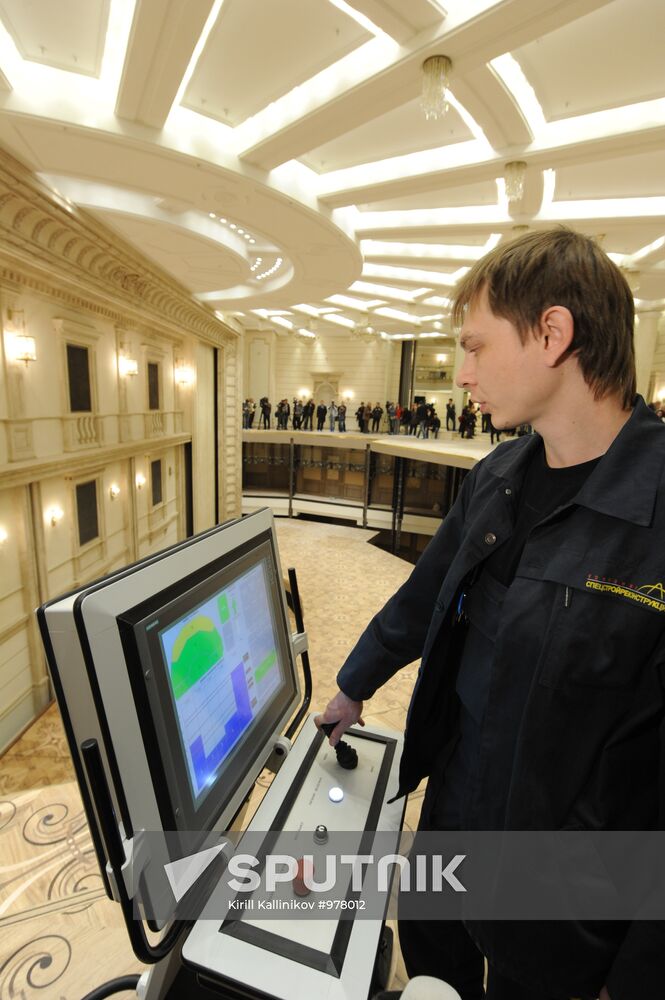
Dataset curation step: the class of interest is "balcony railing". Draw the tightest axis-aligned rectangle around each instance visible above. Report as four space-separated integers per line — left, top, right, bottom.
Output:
63 414 103 451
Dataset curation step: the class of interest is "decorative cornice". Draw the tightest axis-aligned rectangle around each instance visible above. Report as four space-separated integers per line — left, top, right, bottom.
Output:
0 431 191 490
0 147 238 347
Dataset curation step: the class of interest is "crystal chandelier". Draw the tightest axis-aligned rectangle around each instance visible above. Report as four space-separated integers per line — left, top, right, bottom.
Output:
353 316 376 343
504 161 527 203
421 55 452 121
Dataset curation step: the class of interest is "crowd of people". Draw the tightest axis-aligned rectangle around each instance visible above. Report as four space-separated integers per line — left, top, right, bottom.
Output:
243 395 531 442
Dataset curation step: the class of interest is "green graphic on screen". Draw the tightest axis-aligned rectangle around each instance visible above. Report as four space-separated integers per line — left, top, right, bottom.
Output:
217 594 230 624
169 615 224 699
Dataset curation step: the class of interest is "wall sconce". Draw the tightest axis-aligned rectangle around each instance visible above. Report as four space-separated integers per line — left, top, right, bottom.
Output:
135 473 146 490
174 361 194 386
13 335 37 366
298 387 311 398
118 354 139 377
46 505 64 527
6 309 37 366
0 527 8 544
109 484 121 500
342 390 354 400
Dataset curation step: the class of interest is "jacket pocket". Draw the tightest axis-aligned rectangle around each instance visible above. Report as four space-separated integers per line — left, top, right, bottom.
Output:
537 582 665 690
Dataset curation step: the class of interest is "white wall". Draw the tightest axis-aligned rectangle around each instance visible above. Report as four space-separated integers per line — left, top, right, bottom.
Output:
244 330 277 405
0 283 225 752
269 331 399 408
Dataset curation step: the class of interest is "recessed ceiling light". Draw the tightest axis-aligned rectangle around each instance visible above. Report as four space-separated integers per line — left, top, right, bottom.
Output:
219 217 227 223
230 223 237 230
209 212 216 218
249 239 255 244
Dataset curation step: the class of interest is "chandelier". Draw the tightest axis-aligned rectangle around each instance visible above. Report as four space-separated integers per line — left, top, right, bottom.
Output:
504 161 527 203
421 55 452 121
353 316 376 343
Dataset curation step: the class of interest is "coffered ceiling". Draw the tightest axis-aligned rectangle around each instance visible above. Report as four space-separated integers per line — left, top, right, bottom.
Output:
0 0 662 346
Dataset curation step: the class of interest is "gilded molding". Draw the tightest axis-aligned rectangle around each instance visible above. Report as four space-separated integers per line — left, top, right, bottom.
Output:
0 147 238 347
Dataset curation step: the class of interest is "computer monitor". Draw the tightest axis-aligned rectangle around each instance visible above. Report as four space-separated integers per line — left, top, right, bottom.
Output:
116 531 297 833
38 509 301 873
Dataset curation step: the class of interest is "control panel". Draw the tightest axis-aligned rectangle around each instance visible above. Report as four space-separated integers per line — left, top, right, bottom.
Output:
183 715 404 1000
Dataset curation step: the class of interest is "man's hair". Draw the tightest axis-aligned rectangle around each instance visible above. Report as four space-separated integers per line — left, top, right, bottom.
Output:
451 227 636 408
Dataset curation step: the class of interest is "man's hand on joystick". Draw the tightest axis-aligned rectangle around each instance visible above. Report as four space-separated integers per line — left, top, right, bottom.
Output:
315 690 365 769
319 722 358 769
315 690 365 745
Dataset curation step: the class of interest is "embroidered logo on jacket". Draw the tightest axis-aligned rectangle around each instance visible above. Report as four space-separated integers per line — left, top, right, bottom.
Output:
585 575 665 612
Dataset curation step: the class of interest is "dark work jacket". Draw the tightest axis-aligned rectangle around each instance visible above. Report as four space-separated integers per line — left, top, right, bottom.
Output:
337 397 665 1000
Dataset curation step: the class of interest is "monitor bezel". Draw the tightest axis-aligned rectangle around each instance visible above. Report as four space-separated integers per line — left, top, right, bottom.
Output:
116 527 298 834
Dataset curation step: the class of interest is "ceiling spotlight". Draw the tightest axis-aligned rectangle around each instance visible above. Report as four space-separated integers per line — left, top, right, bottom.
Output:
229 223 237 230
504 161 527 203
421 54 452 120
238 228 245 235
253 257 284 281
249 238 256 244
219 217 227 224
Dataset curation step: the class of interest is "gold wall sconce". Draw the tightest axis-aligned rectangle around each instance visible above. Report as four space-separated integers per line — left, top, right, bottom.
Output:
46 505 64 527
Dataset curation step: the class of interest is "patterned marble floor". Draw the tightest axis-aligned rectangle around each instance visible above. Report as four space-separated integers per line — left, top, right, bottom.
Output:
0 517 427 998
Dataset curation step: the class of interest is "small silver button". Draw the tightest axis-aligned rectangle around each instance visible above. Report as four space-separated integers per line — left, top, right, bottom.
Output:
505 488 512 496
484 532 497 545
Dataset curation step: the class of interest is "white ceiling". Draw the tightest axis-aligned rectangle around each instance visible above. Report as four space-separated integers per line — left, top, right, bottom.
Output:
183 0 370 127
514 0 665 121
0 0 663 342
301 96 472 172
0 0 109 76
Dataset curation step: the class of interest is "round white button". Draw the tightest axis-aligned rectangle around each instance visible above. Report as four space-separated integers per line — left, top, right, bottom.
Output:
329 786 344 803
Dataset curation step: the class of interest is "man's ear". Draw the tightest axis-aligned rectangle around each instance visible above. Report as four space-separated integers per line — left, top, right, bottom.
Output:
538 305 574 367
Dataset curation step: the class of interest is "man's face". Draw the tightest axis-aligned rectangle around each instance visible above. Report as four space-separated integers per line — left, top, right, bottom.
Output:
456 290 551 430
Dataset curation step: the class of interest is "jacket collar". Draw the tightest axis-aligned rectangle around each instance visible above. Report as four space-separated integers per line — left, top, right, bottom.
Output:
488 397 665 527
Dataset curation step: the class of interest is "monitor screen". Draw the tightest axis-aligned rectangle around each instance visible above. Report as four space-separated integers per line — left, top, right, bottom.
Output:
156 558 283 807
116 530 298 833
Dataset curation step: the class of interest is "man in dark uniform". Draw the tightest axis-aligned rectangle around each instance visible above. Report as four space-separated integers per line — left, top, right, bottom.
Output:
259 396 271 429
317 228 665 1000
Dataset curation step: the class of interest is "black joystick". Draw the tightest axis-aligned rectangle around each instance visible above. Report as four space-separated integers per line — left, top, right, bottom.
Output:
319 721 358 770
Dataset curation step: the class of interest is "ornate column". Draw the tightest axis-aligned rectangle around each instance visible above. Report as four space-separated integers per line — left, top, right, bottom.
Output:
218 336 243 523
